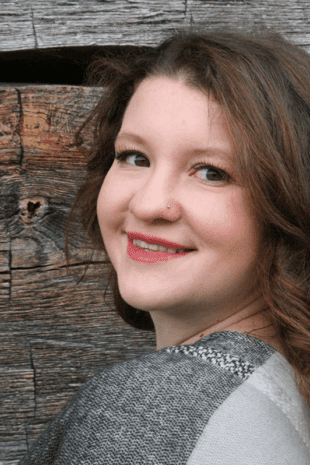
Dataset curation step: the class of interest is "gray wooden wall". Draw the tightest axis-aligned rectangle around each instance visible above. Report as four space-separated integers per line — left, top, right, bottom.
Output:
1 1 310 463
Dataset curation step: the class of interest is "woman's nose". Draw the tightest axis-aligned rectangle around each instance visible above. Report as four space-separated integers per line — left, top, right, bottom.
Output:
128 170 180 221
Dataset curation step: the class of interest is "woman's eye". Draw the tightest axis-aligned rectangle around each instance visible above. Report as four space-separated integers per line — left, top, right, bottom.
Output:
115 151 230 185
115 151 149 167
193 164 229 184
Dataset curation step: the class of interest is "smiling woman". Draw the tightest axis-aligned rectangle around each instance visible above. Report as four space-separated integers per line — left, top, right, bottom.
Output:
20 23 310 464
97 76 267 353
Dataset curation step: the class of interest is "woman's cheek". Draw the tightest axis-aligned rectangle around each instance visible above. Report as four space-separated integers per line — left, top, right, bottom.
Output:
97 170 130 246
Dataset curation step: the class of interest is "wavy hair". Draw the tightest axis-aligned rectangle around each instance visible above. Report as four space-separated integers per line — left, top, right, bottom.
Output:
65 23 310 404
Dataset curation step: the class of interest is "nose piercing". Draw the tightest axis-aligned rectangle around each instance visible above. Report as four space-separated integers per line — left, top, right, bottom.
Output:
167 205 171 208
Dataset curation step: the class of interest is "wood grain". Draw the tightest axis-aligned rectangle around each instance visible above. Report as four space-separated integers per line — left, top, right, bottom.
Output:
0 0 310 53
0 85 156 463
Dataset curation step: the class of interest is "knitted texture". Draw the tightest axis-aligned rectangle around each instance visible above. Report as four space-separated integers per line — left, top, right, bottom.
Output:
19 331 308 464
165 345 255 380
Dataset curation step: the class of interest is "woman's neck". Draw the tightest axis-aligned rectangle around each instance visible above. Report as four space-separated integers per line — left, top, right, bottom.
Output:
177 309 286 358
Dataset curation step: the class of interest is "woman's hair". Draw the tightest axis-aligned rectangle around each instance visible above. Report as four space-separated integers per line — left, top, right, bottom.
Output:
65 23 310 404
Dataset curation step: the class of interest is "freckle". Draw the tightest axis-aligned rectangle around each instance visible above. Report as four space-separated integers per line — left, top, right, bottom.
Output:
199 333 205 338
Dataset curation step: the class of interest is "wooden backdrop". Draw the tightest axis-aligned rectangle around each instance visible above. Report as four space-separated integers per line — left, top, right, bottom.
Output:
1 1 310 463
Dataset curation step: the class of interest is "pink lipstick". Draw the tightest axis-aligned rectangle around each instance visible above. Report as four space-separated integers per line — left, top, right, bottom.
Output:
127 232 193 250
127 232 195 264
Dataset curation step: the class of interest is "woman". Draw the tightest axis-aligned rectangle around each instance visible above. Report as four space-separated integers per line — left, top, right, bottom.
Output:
20 23 310 463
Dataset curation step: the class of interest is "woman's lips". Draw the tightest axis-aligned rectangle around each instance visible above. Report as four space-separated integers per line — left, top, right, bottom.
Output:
127 231 194 251
127 237 193 263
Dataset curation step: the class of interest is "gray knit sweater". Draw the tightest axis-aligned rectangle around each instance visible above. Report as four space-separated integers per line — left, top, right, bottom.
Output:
19 331 310 464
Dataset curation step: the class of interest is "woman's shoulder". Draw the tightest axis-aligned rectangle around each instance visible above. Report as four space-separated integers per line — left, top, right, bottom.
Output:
180 331 310 463
187 359 310 464
20 331 310 464
74 330 276 408
32 330 295 436
24 329 296 433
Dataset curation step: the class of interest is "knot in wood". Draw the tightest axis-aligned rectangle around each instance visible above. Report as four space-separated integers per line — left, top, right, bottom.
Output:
19 197 49 224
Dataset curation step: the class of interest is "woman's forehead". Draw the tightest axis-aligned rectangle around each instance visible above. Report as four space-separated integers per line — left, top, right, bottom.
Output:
120 77 230 141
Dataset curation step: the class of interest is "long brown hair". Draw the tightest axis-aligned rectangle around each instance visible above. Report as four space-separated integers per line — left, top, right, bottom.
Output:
65 23 310 404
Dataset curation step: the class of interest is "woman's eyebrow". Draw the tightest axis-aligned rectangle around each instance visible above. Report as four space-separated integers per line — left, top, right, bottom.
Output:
188 147 232 160
115 132 231 160
115 132 146 146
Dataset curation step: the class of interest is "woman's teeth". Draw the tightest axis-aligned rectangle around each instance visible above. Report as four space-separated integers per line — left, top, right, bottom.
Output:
132 239 188 254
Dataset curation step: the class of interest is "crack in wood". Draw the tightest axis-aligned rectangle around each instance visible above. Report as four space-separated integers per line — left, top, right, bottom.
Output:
8 234 12 303
23 344 37 454
9 260 107 272
31 7 38 49
29 344 37 418
190 12 194 27
25 424 31 454
15 88 24 169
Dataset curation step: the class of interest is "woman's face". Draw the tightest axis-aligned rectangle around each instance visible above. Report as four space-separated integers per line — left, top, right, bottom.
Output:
97 76 262 328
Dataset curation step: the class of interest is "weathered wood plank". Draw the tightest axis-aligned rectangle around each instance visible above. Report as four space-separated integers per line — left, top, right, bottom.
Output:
0 0 185 51
1 0 310 53
187 0 310 47
188 0 310 54
0 88 21 170
0 2 35 52
0 85 12 306
0 85 156 463
0 336 34 463
0 222 10 304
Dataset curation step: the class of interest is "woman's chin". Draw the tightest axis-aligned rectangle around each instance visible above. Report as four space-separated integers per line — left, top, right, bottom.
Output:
118 284 175 313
